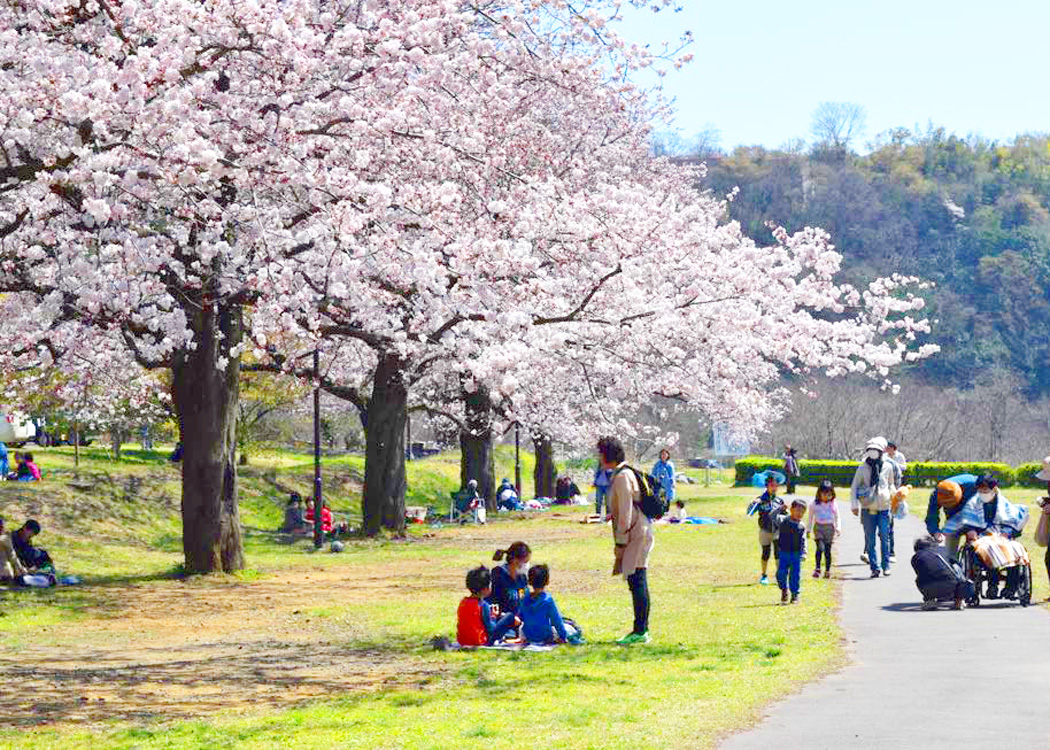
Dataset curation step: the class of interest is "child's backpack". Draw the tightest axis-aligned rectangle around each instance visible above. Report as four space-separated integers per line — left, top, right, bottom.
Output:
621 465 669 520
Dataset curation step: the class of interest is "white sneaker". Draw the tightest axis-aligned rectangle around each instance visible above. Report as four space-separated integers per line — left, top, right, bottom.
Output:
860 553 869 564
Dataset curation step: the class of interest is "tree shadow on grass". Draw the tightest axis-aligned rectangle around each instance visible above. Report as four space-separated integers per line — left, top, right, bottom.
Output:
0 638 436 728
707 583 756 590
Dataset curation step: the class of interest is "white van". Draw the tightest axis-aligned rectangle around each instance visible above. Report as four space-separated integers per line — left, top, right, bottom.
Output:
0 412 36 447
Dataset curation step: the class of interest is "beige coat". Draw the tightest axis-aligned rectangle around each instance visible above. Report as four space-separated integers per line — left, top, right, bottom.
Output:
609 463 654 577
0 533 25 580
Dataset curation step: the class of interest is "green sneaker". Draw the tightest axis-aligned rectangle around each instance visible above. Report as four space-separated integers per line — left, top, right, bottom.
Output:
616 632 651 645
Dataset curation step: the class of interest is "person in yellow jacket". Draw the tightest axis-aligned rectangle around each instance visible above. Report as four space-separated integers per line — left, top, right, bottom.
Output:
599 436 654 645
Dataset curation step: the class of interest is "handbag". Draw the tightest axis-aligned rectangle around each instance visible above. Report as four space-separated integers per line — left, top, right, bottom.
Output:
1034 506 1050 547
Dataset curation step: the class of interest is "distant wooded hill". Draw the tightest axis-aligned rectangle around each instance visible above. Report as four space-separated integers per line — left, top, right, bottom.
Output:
692 128 1050 396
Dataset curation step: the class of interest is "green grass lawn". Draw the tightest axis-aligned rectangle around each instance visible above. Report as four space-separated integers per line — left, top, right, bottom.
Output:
0 451 843 750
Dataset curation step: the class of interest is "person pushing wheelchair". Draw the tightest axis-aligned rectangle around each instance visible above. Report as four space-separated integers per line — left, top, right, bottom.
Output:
942 474 1028 600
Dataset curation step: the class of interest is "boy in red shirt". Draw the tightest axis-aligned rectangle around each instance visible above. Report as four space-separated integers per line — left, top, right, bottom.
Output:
457 566 519 647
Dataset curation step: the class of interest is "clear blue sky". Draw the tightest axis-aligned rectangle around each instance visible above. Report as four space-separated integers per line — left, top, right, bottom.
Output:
619 0 1050 151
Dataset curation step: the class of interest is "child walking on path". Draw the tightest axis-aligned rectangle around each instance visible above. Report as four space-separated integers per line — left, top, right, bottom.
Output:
777 499 808 604
457 566 519 647
807 479 840 578
748 475 786 585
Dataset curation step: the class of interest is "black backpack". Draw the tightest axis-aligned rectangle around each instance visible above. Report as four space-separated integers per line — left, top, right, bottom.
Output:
622 465 669 520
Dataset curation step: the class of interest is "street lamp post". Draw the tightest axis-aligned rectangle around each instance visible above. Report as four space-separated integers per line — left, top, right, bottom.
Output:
514 422 522 499
312 349 323 549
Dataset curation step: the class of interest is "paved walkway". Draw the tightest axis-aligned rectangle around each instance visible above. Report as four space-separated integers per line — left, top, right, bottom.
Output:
721 502 1050 750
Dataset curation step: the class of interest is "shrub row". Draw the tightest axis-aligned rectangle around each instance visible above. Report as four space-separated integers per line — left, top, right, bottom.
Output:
735 456 1028 488
1015 462 1048 488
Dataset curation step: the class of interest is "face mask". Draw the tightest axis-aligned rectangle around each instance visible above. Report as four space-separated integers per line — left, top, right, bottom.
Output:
516 561 530 575
866 449 881 461
978 490 995 503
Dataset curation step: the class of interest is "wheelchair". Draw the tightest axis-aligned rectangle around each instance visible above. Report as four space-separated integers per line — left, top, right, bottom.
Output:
960 533 1033 607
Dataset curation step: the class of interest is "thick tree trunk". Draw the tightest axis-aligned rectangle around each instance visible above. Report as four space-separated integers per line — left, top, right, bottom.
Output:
110 429 122 461
460 384 496 511
171 301 245 574
533 434 557 499
362 352 407 536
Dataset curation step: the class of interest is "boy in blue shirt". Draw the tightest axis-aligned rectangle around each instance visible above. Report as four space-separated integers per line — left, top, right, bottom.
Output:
777 499 808 604
518 564 569 644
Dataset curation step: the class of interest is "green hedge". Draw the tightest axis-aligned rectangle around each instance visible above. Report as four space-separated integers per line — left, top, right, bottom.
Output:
1015 462 1048 488
735 456 1017 488
903 462 1014 487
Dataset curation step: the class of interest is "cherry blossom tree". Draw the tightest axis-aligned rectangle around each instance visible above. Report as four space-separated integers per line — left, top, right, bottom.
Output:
0 0 935 561
0 0 689 558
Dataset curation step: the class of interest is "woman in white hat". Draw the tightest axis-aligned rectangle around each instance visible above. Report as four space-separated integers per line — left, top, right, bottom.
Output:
850 436 898 578
1035 457 1050 595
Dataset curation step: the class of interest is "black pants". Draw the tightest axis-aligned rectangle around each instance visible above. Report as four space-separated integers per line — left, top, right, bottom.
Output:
627 568 650 635
814 540 833 571
920 578 974 602
1045 545 1050 587
786 477 797 494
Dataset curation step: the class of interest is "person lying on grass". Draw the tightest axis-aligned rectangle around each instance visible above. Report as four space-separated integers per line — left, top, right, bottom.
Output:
457 565 520 647
518 564 569 645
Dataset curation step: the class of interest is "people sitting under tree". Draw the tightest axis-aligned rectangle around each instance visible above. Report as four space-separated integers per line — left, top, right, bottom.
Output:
10 452 41 482
452 479 486 523
496 478 521 511
0 516 27 582
305 498 334 534
279 493 310 534
12 520 53 572
554 475 581 504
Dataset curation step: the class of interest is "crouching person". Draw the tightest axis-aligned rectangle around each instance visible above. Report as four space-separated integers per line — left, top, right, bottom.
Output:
911 535 974 611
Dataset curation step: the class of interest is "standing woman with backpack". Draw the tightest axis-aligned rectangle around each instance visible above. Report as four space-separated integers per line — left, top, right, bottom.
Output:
599 435 654 645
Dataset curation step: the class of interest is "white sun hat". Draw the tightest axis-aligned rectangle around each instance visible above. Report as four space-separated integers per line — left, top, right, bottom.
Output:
864 436 888 454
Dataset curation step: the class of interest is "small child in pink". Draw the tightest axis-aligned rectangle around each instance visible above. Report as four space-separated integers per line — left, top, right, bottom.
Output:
807 479 840 578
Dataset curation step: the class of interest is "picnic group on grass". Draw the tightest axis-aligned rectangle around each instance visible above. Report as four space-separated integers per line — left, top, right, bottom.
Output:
0 443 42 482
0 516 57 586
449 434 1050 649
